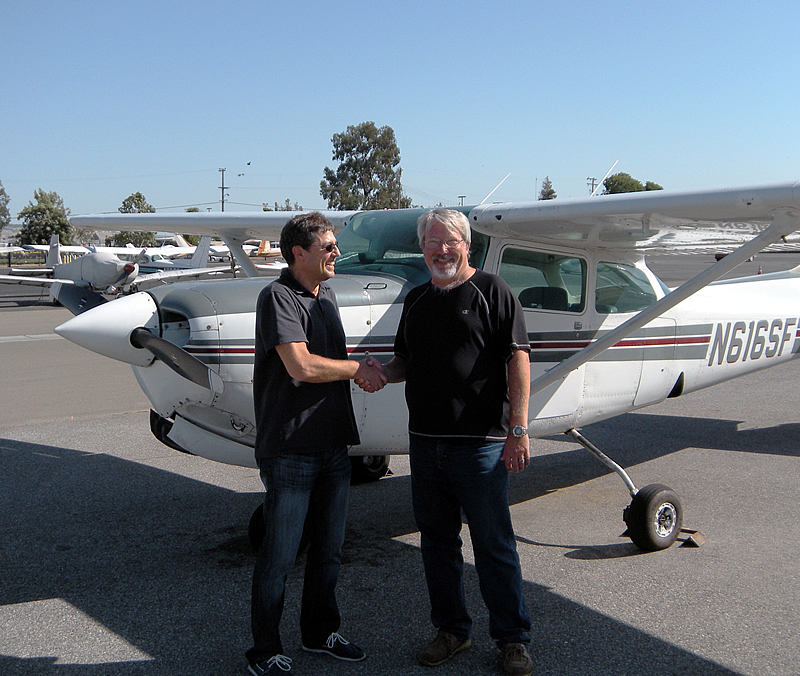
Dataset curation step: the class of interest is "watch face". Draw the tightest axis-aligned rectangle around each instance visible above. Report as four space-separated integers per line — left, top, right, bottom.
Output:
511 425 527 438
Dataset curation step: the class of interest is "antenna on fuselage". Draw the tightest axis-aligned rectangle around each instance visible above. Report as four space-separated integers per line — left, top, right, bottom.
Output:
479 172 511 205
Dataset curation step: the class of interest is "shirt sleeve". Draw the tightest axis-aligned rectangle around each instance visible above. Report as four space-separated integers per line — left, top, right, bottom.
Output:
257 285 308 353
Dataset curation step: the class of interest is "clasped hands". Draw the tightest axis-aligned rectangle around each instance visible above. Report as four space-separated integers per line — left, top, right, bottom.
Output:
354 356 387 393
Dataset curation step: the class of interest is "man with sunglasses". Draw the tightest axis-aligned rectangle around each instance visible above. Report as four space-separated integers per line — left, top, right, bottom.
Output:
246 212 386 675
380 209 533 676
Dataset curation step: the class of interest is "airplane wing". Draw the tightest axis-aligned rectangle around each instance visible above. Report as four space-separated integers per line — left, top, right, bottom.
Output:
0 274 68 288
71 211 358 279
71 211 358 242
469 180 800 253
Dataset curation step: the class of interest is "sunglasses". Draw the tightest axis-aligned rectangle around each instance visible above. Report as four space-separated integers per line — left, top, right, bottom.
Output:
316 242 339 253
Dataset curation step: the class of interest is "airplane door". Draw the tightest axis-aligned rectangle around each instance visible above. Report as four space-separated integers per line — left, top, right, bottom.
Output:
496 245 588 421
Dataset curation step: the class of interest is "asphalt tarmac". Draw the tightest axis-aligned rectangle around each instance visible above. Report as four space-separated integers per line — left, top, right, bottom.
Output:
1 256 799 675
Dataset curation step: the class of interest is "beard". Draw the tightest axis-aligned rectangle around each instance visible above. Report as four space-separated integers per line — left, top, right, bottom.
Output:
430 259 466 291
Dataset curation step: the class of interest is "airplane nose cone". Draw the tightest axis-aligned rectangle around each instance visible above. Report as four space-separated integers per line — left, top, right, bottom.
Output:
55 292 160 366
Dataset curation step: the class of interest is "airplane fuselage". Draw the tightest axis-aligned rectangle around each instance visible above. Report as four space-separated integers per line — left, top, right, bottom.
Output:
113 242 800 469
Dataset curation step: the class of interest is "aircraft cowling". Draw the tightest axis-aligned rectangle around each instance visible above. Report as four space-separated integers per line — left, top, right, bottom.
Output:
53 251 139 289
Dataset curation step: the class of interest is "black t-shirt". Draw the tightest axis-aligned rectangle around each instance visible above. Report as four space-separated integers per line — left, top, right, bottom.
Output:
394 269 530 440
253 269 360 458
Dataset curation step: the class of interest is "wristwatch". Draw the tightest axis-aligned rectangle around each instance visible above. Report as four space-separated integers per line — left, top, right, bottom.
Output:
510 425 528 438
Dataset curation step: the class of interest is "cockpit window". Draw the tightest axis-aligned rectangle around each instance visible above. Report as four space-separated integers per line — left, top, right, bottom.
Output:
595 262 657 313
335 208 488 284
499 248 586 313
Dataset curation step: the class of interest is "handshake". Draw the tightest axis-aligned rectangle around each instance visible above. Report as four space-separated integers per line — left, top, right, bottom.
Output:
354 356 388 393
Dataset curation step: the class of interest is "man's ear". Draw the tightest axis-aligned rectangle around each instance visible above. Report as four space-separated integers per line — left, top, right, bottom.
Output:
292 244 306 263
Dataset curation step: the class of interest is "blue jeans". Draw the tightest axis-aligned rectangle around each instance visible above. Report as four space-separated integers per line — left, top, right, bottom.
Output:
247 446 351 664
409 435 531 646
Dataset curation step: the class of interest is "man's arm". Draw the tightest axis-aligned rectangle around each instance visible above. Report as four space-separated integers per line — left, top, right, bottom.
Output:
380 355 407 383
503 348 530 473
276 342 387 390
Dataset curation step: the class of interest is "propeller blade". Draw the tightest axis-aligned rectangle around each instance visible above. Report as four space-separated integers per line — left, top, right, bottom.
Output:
130 327 223 392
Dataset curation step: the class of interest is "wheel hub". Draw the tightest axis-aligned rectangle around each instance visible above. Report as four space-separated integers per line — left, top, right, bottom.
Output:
654 502 678 537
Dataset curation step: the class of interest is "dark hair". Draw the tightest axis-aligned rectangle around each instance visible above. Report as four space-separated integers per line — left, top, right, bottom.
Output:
279 212 334 266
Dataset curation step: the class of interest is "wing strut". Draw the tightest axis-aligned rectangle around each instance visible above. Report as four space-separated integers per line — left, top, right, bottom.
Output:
220 235 260 277
529 207 800 397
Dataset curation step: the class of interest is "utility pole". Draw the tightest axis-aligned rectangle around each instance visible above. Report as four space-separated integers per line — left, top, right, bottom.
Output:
219 168 228 211
587 177 598 194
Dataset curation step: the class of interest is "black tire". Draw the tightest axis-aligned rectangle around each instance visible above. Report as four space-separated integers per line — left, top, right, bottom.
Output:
148 410 189 453
624 483 683 551
350 455 390 483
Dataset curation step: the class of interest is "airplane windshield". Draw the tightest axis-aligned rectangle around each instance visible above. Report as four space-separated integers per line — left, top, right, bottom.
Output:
335 208 488 284
595 262 658 313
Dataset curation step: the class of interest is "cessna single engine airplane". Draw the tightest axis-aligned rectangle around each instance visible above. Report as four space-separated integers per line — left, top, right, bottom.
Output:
56 180 800 551
0 235 139 298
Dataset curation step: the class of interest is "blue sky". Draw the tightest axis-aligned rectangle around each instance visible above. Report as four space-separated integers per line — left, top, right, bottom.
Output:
2 0 799 220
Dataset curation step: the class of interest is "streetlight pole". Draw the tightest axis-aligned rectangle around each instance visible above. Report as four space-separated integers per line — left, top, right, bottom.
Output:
219 168 228 211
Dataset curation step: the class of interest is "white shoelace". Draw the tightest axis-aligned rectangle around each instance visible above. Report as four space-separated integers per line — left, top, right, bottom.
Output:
325 632 350 648
267 654 292 671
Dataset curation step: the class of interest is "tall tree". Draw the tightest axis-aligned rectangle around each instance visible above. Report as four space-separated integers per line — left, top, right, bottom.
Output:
119 191 156 213
112 191 158 247
17 189 73 245
603 172 664 194
0 181 10 235
320 121 412 210
538 176 557 200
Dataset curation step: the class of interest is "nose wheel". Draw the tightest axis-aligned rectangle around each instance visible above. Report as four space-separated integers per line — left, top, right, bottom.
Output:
566 428 693 552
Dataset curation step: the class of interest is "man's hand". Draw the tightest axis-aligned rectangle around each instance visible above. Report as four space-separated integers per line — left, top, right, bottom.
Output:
354 356 387 393
502 434 529 473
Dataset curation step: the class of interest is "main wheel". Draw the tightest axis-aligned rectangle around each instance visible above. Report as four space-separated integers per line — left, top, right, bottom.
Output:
350 455 390 483
623 483 683 551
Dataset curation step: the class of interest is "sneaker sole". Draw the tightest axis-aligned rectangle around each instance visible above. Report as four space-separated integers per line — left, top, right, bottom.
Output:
419 638 472 667
301 645 366 662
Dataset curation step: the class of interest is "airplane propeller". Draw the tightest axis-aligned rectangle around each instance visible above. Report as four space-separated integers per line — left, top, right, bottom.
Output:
130 327 224 393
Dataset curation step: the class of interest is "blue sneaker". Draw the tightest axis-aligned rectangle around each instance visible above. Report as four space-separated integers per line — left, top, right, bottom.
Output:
302 632 366 661
247 654 292 674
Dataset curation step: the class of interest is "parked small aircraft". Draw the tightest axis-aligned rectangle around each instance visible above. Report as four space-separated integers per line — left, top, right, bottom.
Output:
0 234 236 299
0 235 139 297
56 180 800 551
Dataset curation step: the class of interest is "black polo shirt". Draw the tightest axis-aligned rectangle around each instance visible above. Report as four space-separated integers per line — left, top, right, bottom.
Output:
253 268 360 459
394 269 530 440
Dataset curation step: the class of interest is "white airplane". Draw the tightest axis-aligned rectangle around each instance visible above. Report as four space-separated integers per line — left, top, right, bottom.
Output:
132 235 212 272
0 235 139 300
56 180 800 552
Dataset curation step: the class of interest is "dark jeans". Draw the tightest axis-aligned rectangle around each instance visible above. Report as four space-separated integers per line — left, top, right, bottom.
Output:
409 434 531 646
247 446 351 664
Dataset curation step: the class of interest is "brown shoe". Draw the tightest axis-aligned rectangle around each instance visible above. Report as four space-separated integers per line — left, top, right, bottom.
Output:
418 631 472 667
501 642 533 676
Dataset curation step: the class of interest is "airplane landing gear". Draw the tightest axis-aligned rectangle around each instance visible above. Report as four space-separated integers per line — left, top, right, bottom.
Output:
565 428 688 552
623 483 683 551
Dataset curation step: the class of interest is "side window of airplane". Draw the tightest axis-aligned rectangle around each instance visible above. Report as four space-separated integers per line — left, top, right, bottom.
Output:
595 262 657 314
498 248 586 313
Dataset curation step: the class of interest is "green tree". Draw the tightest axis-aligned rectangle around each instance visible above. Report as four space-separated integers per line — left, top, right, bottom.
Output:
320 121 412 210
0 181 10 235
538 176 557 200
119 191 156 214
110 191 158 247
603 172 664 194
262 198 303 212
17 189 73 245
